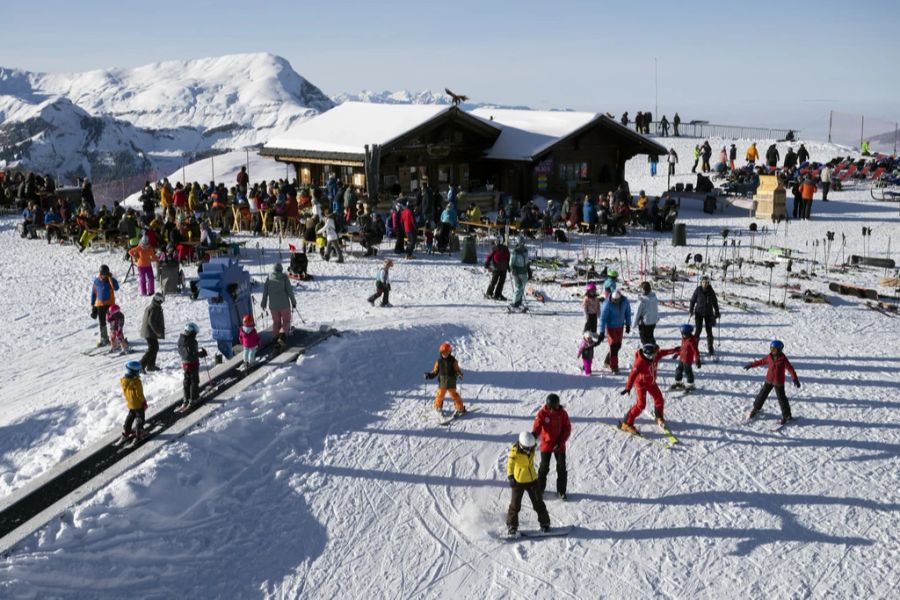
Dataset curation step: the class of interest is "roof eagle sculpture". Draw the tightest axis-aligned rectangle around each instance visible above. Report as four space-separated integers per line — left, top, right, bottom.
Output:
444 88 468 106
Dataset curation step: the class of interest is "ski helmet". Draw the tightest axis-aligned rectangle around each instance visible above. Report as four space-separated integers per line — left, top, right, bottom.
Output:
108 303 120 314
518 431 536 449
546 393 561 408
99 264 110 276
607 269 619 279
640 343 659 359
439 342 452 354
125 360 141 375
152 292 165 303
770 339 784 351
242 315 255 326
680 324 694 335
184 322 199 334
586 282 597 292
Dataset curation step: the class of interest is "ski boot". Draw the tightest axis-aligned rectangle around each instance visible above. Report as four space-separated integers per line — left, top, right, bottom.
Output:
655 416 667 427
668 382 685 391
618 421 638 434
540 524 551 533
747 408 760 420
454 407 467 418
507 525 518 536
558 492 568 501
778 415 793 426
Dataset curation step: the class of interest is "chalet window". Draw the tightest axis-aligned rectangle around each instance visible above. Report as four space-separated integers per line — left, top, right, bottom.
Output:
559 162 589 182
352 173 365 188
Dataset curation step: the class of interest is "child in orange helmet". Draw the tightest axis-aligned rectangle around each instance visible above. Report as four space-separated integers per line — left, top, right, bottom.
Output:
424 342 466 417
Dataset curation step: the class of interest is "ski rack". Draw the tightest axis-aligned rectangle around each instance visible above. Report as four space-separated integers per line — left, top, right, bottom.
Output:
0 326 338 557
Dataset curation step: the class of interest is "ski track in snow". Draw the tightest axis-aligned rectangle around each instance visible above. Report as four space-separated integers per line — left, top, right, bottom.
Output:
1 136 899 598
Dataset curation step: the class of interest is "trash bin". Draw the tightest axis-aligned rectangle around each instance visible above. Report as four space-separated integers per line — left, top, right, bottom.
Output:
672 223 687 246
461 235 477 264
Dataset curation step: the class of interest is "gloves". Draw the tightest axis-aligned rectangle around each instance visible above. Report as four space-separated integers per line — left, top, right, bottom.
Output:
620 388 630 396
291 302 297 309
199 348 208 358
508 475 517 488
90 306 98 320
696 362 702 369
794 380 801 388
424 372 436 380
743 364 751 370
625 325 631 334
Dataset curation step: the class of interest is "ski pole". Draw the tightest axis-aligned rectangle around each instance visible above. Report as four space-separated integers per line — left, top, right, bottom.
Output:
202 354 212 385
293 304 307 325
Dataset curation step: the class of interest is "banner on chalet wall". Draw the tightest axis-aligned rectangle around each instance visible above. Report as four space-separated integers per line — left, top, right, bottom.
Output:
535 158 553 192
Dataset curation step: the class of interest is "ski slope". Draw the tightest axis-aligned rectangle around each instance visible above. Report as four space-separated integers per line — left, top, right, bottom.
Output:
0 136 898 598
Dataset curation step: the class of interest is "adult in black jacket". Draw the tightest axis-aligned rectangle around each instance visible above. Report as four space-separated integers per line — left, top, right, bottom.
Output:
765 145 780 168
140 293 165 371
177 322 207 410
796 144 810 165
783 148 798 171
484 237 510 300
689 275 721 355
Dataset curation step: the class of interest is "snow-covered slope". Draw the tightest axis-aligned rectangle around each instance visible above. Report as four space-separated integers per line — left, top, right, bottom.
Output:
0 53 333 181
0 136 897 598
332 88 532 111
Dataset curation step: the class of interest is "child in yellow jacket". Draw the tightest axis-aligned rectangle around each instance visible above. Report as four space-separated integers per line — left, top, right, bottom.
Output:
120 361 147 439
505 432 550 536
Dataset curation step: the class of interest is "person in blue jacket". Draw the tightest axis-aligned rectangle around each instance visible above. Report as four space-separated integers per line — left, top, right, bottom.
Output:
43 205 63 244
599 290 632 373
90 264 120 347
582 197 598 232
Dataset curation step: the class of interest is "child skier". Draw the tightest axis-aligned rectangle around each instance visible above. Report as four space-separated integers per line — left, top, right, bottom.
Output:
120 360 147 440
618 342 680 433
177 322 207 411
670 324 701 391
424 223 435 255
424 342 466 417
532 394 571 500
107 303 129 354
506 431 551 535
744 339 800 425
599 290 632 373
367 259 394 307
582 283 600 333
239 314 260 370
577 331 601 375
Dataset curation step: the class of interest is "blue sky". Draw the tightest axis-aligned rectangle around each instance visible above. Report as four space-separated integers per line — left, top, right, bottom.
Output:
3 0 898 138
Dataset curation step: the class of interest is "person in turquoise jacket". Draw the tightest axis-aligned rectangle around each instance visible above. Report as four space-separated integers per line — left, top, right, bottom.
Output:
599 290 632 373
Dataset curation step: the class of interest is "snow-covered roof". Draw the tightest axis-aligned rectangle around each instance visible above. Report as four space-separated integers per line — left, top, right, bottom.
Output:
470 108 600 160
264 102 454 156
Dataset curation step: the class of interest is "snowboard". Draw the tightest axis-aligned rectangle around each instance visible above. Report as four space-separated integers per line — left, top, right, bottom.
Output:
828 282 878 300
850 255 895 269
498 525 573 541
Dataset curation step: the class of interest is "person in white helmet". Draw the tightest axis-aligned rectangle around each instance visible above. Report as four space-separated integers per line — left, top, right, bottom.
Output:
506 431 551 535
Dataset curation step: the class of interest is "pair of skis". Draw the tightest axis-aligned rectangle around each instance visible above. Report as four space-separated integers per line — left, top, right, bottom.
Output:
434 406 479 426
603 421 678 449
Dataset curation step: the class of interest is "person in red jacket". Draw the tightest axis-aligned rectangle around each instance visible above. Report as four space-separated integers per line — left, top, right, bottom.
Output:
670 324 701 391
744 339 800 424
399 203 417 258
619 343 680 433
532 393 572 500
484 236 510 300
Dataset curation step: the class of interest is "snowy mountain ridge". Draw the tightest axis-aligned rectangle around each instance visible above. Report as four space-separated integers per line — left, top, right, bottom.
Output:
331 88 533 111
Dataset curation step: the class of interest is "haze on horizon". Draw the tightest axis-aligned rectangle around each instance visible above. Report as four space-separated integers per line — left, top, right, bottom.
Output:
3 0 898 139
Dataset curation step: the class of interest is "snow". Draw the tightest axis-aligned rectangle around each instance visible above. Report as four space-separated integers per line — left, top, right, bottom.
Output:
264 102 455 155
1 134 898 598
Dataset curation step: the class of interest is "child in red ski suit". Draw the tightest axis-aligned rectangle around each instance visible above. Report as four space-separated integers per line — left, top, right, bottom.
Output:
745 339 800 424
619 343 679 433
671 324 701 390
239 314 260 369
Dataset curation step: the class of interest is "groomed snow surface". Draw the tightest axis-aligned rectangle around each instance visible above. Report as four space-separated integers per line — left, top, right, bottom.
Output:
1 136 899 598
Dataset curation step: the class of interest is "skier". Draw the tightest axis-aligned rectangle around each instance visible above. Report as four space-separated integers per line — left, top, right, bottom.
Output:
139 293 165 372
689 275 721 356
128 237 159 296
484 236 510 301
667 148 678 176
618 343 680 433
577 331 601 376
506 432 551 535
599 290 632 374
316 209 344 262
424 342 466 417
746 142 759 167
632 282 659 345
107 304 129 355
261 263 297 345
670 324 701 391
177 322 207 411
120 360 147 440
367 259 394 307
239 314 260 370
508 234 530 310
744 339 800 425
90 264 120 347
532 393 571 500
582 282 600 333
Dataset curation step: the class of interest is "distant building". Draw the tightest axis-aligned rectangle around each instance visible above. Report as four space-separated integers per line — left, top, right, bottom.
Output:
260 102 665 205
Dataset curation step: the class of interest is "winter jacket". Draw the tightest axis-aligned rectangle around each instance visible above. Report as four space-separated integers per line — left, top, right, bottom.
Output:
746 352 798 385
129 245 158 268
239 327 260 349
507 443 538 484
820 166 832 183
690 286 720 319
678 336 700 365
582 294 600 315
108 311 125 335
797 146 810 164
120 374 146 410
509 239 529 275
172 188 188 208
599 296 632 335
427 354 462 389
577 337 600 360
633 292 659 327
625 347 680 391
178 332 201 369
582 201 597 223
261 272 296 311
485 245 510 272
91 275 119 307
532 406 572 453
376 266 391 286
746 145 759 161
316 216 338 242
141 301 165 339
400 207 416 233
440 205 458 227
800 181 817 201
